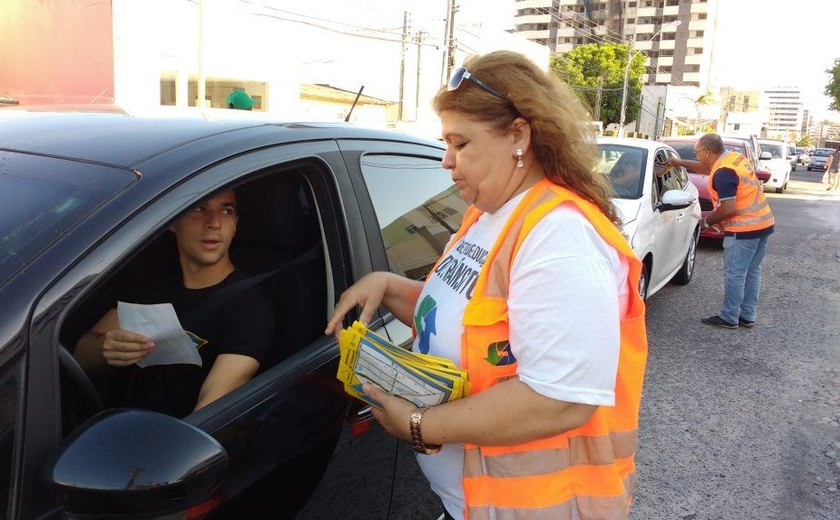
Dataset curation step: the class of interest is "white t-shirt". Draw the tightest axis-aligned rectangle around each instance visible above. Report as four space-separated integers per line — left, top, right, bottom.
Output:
411 190 630 518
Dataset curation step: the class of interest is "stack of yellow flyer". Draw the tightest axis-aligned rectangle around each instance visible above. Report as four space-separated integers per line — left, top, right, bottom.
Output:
337 321 469 408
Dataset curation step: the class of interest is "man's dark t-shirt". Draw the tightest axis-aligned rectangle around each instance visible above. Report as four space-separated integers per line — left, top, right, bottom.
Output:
113 269 275 418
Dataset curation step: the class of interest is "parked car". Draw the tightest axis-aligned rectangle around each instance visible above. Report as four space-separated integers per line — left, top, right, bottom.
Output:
597 137 700 300
0 106 467 519
796 147 810 165
757 139 792 193
787 142 798 171
807 148 835 171
658 135 770 241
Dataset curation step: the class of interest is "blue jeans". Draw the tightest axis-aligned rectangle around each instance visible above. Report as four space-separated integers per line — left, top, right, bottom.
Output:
720 235 769 324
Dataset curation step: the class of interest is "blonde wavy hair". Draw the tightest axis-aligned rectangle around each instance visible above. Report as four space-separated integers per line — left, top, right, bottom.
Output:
433 50 619 226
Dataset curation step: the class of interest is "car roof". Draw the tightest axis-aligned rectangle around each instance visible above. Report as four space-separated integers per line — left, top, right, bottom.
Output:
0 105 442 169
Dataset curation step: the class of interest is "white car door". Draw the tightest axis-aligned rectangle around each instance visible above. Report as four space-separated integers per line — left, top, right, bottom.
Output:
646 149 682 291
663 149 698 266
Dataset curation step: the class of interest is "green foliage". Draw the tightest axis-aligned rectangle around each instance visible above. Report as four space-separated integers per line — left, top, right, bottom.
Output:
796 135 812 147
825 58 840 113
550 43 646 125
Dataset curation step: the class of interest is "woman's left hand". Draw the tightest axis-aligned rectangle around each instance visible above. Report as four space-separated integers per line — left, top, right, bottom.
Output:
363 383 417 441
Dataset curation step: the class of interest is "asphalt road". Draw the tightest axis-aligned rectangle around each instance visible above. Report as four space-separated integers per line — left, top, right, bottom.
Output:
632 167 840 520
301 167 840 520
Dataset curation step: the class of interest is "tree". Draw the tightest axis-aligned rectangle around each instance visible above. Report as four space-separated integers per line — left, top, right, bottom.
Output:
688 91 715 133
796 134 812 147
825 58 840 113
550 43 646 126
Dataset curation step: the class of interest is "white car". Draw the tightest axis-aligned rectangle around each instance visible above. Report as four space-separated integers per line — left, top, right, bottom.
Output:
757 139 792 193
597 137 701 300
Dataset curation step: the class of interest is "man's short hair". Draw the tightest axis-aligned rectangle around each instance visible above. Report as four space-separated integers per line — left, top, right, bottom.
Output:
698 134 724 154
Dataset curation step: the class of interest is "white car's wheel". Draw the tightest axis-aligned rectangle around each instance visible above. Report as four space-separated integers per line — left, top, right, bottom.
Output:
673 227 699 285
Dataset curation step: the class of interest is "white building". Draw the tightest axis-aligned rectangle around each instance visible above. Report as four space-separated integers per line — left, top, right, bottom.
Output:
514 0 720 89
762 87 803 140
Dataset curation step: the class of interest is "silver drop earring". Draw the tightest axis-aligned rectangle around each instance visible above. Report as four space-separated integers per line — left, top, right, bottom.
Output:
515 148 524 168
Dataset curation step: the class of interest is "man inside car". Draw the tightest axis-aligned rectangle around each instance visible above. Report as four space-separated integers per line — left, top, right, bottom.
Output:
74 190 276 418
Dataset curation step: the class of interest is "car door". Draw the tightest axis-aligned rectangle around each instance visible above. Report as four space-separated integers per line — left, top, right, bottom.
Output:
335 138 463 516
647 148 682 291
29 139 397 519
663 148 698 262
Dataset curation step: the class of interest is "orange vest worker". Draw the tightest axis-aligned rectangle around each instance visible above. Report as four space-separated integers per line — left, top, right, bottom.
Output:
707 151 774 233
426 178 648 519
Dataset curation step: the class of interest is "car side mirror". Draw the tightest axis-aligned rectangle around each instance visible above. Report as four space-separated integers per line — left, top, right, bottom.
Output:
45 409 228 517
759 152 772 160
658 189 695 211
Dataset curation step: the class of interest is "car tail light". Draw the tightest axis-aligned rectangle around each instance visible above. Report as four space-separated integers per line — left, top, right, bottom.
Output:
351 420 372 437
187 493 225 519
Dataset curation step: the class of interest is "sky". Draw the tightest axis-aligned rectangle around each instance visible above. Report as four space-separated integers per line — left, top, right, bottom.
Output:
711 0 840 121
275 0 839 120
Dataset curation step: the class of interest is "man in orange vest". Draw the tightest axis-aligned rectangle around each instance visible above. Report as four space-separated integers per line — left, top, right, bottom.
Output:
669 133 774 329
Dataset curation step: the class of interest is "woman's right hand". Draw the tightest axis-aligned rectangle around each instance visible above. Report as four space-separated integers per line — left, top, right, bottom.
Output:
324 272 391 338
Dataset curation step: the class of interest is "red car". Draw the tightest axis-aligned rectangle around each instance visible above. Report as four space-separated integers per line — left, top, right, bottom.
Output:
657 135 771 240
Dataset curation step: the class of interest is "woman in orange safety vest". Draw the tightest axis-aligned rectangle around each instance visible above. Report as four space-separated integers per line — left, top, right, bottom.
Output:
326 50 648 520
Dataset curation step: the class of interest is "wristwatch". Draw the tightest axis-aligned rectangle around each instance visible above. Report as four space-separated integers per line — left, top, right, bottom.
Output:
701 218 710 229
409 407 441 455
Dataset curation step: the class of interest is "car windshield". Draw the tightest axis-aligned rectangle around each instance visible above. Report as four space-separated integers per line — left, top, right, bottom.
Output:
0 152 136 286
596 144 647 199
760 143 783 158
814 149 832 157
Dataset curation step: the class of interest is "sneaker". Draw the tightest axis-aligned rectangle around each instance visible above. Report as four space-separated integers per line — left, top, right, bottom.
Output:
738 318 755 329
701 315 738 329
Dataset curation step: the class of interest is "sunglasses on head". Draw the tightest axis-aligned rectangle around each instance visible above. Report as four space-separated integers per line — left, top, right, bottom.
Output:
447 67 518 113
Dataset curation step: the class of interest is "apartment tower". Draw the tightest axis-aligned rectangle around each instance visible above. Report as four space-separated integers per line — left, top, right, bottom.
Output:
514 0 719 89
762 87 803 139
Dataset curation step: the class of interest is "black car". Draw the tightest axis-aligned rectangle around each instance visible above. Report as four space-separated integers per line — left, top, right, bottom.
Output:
0 107 460 519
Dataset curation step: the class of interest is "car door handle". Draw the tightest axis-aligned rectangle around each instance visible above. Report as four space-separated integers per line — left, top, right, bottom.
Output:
676 212 685 221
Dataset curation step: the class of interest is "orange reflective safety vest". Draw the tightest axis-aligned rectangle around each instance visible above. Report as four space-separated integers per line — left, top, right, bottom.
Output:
425 178 648 520
707 151 775 233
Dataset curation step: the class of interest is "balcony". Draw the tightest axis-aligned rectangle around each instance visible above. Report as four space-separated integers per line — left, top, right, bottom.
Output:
519 29 551 39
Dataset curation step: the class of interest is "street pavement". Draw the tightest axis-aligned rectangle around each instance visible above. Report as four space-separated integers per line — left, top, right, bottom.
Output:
299 166 840 520
632 167 840 520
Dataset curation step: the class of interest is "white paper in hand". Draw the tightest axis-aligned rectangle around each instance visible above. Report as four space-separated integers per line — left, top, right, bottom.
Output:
117 301 203 367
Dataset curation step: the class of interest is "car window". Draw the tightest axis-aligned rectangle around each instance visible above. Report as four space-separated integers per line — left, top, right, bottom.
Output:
60 166 331 422
596 144 646 199
759 142 784 158
0 153 136 289
665 150 689 188
360 155 467 281
657 149 683 192
814 149 832 157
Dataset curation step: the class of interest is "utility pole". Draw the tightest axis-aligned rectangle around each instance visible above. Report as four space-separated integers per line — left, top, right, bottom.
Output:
197 0 206 108
442 0 457 84
415 31 424 121
594 76 603 122
618 42 632 136
398 11 408 121
635 94 644 133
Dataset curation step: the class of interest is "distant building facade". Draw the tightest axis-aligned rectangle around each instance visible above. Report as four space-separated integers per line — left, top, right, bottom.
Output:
513 0 720 89
762 87 803 141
